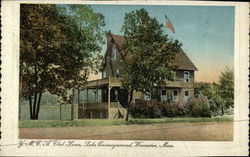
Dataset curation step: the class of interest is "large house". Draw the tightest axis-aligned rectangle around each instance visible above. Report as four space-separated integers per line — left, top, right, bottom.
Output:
78 33 198 119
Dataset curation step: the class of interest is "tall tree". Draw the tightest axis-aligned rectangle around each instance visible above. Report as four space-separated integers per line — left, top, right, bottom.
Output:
121 9 182 121
219 67 234 115
55 5 105 120
20 4 105 120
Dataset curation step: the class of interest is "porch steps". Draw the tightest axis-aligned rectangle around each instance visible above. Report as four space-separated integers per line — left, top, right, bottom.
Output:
109 102 131 119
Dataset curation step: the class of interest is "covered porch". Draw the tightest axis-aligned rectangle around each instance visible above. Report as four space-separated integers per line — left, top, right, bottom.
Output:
78 77 128 119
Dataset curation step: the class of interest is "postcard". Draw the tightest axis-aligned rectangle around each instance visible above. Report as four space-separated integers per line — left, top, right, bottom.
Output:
1 0 249 156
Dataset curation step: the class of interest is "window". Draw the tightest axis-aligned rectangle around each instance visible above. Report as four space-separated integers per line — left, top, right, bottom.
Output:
114 90 118 101
173 71 176 81
144 91 151 100
172 90 178 101
111 48 117 60
102 71 107 78
116 69 120 77
162 90 166 96
184 71 190 82
161 90 167 102
184 91 189 101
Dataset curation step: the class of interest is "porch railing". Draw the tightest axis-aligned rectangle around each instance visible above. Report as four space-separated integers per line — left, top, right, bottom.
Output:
82 102 108 110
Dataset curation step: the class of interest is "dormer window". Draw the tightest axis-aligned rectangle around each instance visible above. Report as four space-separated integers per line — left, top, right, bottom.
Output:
111 48 117 60
184 71 190 82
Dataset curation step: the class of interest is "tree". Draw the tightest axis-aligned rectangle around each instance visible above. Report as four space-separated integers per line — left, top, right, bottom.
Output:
55 5 105 120
121 9 182 121
20 4 105 120
219 68 234 115
194 68 234 115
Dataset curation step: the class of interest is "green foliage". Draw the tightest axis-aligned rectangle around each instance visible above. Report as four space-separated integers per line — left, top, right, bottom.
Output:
219 68 234 109
161 101 190 117
20 4 105 119
130 99 163 118
121 9 182 93
188 95 211 117
120 9 182 120
194 68 234 116
130 99 211 118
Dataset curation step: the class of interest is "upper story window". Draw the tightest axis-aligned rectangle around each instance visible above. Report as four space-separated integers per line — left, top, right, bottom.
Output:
111 48 117 60
116 69 120 77
173 71 176 81
184 71 190 82
102 71 107 78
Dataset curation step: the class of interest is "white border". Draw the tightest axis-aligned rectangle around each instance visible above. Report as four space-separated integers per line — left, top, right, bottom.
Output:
1 1 249 156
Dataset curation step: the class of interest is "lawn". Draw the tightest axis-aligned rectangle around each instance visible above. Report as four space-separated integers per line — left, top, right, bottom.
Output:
19 116 233 128
19 116 233 140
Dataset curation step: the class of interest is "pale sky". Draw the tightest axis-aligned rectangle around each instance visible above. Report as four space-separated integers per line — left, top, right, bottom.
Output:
88 5 235 83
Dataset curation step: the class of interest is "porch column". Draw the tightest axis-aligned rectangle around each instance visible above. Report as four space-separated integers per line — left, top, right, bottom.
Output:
86 89 89 103
78 89 80 119
78 89 80 106
108 85 111 119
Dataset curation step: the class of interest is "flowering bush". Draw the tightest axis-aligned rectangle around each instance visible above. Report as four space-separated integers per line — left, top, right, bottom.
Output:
188 95 211 117
131 99 190 118
161 101 190 117
130 99 163 118
131 96 212 118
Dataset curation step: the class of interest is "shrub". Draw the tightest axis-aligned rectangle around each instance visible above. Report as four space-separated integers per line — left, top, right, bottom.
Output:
188 95 211 117
130 99 163 118
161 101 190 117
131 96 212 118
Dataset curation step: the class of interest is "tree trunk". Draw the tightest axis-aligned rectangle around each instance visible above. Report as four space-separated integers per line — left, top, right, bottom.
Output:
60 104 62 120
221 107 224 116
34 92 42 119
125 89 134 121
28 92 42 120
32 93 37 119
71 88 76 121
29 95 33 119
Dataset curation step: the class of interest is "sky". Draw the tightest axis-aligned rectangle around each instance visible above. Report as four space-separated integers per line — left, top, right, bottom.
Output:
89 5 235 83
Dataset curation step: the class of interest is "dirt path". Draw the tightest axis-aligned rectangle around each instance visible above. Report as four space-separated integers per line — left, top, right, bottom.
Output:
19 122 233 141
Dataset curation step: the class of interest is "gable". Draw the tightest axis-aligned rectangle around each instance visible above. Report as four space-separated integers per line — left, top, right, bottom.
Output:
101 34 198 71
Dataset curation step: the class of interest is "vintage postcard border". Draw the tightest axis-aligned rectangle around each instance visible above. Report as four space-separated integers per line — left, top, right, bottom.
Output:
1 0 249 156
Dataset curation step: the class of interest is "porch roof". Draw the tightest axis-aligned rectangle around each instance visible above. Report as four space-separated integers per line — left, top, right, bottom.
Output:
81 77 123 89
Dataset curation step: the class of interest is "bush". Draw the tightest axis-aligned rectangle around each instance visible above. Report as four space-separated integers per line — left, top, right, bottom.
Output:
131 99 191 118
161 101 190 117
130 99 163 118
131 96 212 118
188 95 211 117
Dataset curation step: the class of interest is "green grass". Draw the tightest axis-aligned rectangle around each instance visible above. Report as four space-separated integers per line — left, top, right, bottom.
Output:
19 116 233 128
20 105 78 120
